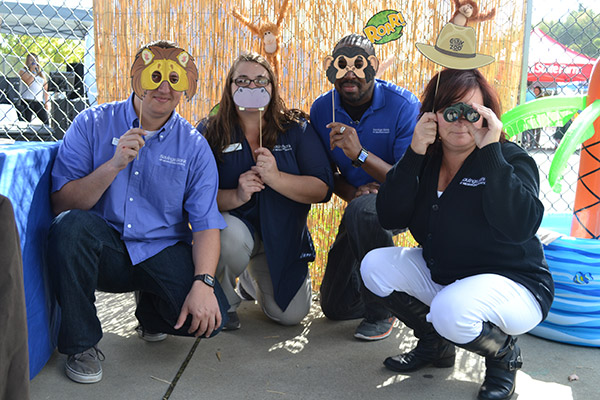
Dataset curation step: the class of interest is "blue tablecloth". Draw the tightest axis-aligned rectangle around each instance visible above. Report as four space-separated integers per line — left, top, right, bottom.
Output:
0 141 61 379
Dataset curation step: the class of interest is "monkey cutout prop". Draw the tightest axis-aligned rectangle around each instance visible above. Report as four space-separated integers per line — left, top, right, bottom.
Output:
323 45 379 122
231 0 290 80
323 47 379 85
449 0 496 27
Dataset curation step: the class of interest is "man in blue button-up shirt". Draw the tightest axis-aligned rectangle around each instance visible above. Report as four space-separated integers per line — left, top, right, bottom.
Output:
310 34 420 342
47 40 228 384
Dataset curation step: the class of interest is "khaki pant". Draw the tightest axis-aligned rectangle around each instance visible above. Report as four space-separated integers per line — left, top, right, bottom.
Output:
0 195 30 400
216 212 312 326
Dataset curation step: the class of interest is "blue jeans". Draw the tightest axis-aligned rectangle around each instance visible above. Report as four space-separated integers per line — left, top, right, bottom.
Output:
47 210 229 355
320 193 400 321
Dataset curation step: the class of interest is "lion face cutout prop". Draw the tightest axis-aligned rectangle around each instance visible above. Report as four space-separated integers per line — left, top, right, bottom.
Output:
131 45 198 100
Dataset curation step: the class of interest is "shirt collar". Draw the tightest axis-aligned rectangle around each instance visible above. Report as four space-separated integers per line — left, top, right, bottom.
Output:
125 93 178 140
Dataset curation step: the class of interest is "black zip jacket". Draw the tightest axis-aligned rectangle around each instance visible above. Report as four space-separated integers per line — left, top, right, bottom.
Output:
377 142 554 318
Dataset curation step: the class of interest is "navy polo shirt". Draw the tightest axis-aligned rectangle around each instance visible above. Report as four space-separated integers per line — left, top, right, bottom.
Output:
310 79 420 187
206 119 333 310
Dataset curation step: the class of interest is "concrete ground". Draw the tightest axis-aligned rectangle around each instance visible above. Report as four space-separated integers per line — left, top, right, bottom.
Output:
30 292 599 400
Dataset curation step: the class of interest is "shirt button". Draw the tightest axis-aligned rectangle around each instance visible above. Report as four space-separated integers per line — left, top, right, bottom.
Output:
129 197 133 202
432 204 439 211
427 233 433 240
134 171 140 176
160 135 164 139
127 224 132 229
428 258 435 266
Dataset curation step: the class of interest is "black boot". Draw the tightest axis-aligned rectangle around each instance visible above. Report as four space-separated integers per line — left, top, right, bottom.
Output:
458 322 523 400
382 291 455 372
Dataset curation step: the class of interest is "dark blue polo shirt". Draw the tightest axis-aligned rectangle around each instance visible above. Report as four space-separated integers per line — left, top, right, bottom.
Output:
206 119 333 310
310 79 420 187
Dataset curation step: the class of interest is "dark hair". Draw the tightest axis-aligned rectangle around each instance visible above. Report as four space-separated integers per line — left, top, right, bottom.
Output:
203 52 306 159
333 34 375 56
135 40 178 57
420 68 506 154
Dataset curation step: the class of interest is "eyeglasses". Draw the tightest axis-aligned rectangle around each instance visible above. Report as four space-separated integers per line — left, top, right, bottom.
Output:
442 102 480 123
232 76 271 88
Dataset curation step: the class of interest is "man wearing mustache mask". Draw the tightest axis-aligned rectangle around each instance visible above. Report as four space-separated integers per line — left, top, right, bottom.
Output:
310 34 420 341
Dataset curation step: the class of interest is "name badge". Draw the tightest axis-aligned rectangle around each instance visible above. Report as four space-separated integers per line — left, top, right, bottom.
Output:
223 143 242 153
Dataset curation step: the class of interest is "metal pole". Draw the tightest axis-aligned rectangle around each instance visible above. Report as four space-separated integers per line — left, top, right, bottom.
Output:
519 0 534 106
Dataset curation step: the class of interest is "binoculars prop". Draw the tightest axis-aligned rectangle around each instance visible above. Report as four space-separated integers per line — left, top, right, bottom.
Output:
443 102 480 123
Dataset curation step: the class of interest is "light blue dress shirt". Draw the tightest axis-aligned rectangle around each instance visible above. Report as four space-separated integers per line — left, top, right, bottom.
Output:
51 94 226 264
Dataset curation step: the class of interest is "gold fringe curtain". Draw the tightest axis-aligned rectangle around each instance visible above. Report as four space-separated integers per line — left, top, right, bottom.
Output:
93 0 526 289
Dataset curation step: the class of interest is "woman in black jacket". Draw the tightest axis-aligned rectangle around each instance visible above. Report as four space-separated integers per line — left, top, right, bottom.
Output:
360 69 554 400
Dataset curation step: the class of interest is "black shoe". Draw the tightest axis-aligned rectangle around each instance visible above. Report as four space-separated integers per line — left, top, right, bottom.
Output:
384 338 455 372
478 341 522 400
223 311 241 331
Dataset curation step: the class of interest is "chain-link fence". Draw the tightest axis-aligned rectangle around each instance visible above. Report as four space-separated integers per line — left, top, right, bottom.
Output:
0 0 94 141
522 0 600 214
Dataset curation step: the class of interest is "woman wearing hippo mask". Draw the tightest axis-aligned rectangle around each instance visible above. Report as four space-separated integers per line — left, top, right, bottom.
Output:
199 52 333 330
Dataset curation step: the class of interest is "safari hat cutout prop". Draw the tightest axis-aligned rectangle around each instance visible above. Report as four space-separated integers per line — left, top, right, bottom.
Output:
415 23 494 70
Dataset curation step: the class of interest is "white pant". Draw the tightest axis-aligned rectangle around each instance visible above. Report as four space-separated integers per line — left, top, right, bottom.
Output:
361 247 543 344
216 212 312 326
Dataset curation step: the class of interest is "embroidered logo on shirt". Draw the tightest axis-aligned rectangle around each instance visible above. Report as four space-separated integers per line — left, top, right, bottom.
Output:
159 154 187 166
373 128 390 134
273 144 292 152
223 143 242 153
460 177 486 187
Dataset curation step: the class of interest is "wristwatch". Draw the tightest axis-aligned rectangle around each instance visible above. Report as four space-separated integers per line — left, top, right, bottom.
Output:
352 148 369 168
193 273 215 288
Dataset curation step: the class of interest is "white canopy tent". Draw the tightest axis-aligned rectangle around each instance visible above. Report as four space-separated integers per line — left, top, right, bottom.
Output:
0 1 93 40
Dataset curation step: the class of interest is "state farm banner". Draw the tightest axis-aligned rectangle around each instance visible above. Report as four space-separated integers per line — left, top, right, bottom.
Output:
527 28 596 83
530 61 594 83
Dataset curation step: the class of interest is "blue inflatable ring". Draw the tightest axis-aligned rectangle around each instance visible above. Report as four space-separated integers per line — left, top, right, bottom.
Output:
530 214 600 347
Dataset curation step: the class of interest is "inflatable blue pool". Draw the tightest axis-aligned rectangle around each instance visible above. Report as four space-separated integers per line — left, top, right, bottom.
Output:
529 213 600 347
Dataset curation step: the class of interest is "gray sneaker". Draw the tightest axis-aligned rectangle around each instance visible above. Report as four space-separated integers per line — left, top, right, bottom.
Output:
354 317 397 341
223 311 241 331
65 346 105 384
135 325 168 342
